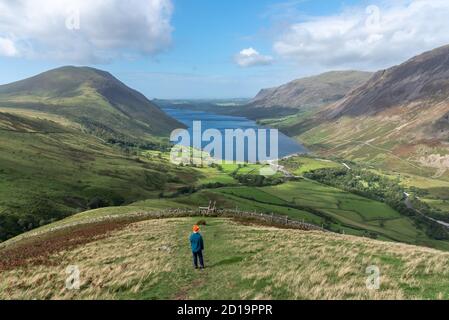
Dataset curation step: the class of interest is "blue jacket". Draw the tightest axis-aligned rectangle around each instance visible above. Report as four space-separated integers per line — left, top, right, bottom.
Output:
190 233 204 253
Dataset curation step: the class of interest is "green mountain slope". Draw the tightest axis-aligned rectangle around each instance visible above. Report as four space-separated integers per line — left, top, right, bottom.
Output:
0 110 198 241
0 66 184 144
1 213 448 300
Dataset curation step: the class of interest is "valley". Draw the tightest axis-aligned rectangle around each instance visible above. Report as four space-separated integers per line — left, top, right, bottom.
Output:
2 48 449 299
3 0 449 303
266 46 449 183
1 63 448 249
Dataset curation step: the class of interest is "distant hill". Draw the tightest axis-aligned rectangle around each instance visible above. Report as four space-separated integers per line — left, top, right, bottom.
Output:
240 71 372 119
281 45 449 178
0 66 184 144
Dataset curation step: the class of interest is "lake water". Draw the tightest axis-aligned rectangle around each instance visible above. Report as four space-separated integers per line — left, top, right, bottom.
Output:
163 108 308 162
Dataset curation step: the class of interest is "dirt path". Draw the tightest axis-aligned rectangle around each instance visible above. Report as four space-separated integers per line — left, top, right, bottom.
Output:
174 276 207 300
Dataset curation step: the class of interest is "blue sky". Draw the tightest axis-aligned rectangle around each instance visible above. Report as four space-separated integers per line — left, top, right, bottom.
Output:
1 0 449 99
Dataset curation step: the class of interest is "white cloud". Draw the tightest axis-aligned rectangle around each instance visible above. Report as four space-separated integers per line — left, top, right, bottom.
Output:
274 0 449 70
0 37 18 57
0 0 174 63
235 48 273 67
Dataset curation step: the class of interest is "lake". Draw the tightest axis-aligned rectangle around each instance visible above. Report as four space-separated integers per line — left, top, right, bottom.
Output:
164 108 307 162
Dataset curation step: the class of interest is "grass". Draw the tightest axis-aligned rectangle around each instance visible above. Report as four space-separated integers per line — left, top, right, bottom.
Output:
220 163 266 175
1 110 447 251
366 168 449 215
0 127 195 211
275 113 449 218
0 112 200 240
1 217 449 300
2 119 448 251
172 179 449 251
261 181 449 249
281 156 342 175
164 155 449 251
193 167 238 186
423 200 449 217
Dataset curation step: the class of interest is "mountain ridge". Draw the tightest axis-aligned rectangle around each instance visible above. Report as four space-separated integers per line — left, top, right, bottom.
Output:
326 44 449 121
244 70 372 119
279 45 449 178
0 66 184 143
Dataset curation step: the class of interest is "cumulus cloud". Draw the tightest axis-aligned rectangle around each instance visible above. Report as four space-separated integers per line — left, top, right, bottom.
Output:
274 0 449 69
0 0 174 63
235 48 273 67
0 37 18 57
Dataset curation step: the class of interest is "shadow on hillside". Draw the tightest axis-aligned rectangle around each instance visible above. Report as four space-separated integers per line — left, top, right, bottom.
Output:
209 256 244 268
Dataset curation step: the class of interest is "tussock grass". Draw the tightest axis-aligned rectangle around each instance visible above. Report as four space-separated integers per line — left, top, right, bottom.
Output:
1 217 448 300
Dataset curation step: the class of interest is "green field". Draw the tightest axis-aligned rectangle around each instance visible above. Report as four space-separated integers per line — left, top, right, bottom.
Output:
171 179 449 250
281 156 342 175
220 163 268 175
263 181 426 242
365 168 449 217
193 167 238 186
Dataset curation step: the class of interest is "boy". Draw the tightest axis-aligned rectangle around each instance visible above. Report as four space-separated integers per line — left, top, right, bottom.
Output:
190 225 205 269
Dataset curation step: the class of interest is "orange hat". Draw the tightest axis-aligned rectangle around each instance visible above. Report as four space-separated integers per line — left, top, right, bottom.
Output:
193 225 200 232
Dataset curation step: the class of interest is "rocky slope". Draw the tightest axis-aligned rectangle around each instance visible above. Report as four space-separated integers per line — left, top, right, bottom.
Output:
244 71 372 118
281 45 449 177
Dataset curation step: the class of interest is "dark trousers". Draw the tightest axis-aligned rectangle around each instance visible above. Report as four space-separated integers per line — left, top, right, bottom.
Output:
193 251 204 268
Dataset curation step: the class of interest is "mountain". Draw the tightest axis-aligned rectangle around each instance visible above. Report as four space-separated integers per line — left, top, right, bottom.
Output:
0 66 184 144
0 67 198 241
0 110 199 241
282 45 449 178
241 71 372 119
327 45 449 121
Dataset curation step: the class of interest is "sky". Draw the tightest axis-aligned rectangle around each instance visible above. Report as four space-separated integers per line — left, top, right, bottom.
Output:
1 0 449 99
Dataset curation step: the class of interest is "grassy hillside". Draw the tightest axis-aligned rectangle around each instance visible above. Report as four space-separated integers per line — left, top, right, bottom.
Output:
0 66 184 145
0 112 199 241
0 67 200 241
267 110 449 219
1 214 448 300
